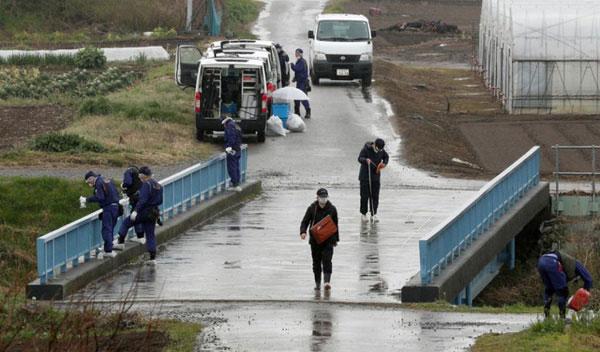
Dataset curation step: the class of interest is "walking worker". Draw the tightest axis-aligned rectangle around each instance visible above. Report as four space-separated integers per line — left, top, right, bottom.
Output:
222 114 243 192
114 165 145 250
290 48 311 119
275 43 290 87
300 188 339 291
538 250 593 319
80 171 120 259
117 166 163 265
358 138 389 222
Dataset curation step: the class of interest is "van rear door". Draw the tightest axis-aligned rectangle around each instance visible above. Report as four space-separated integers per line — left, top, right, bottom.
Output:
175 45 203 89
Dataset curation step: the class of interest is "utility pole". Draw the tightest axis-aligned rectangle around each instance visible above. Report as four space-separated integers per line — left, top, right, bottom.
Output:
186 0 193 32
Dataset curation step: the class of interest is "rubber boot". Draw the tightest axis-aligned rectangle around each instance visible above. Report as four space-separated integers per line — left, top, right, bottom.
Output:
559 303 567 319
294 106 301 116
136 232 144 239
544 299 552 318
305 108 311 119
150 251 156 260
324 273 331 291
314 271 321 290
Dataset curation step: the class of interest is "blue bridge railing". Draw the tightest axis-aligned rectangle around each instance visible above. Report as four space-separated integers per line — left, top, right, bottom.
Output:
419 146 540 285
36 146 248 284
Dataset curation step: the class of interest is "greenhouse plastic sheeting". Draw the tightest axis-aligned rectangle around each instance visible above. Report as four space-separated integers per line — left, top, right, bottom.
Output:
0 46 170 62
478 0 600 114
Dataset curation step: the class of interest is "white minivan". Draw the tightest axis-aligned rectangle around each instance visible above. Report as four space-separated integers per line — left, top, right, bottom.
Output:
308 14 376 86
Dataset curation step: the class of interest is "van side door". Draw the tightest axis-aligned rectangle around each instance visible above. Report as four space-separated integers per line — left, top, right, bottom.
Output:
175 45 203 89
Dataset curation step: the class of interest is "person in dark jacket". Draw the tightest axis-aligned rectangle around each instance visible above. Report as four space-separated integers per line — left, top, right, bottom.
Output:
300 188 339 291
117 166 163 265
222 115 243 192
538 250 593 318
114 166 145 249
275 43 290 87
290 48 311 119
80 171 120 258
357 139 389 222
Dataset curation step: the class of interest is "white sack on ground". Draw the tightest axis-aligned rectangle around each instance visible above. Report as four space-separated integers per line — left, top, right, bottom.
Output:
266 115 287 136
286 113 306 132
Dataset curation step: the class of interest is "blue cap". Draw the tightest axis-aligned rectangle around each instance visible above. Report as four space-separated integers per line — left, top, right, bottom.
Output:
139 166 152 176
296 48 303 54
84 171 97 181
375 138 385 149
316 188 328 197
275 43 282 49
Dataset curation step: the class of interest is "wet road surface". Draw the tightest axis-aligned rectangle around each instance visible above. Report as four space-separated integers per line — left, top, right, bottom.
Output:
78 0 539 350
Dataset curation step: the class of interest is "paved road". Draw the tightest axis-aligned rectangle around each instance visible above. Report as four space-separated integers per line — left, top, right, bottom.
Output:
78 0 541 350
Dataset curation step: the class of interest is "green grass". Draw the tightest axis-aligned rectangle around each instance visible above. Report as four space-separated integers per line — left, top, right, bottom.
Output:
222 0 261 39
0 177 99 290
162 320 204 352
402 300 541 314
473 314 600 351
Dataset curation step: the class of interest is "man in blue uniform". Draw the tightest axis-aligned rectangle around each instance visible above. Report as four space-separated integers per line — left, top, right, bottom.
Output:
80 171 120 259
290 48 311 119
358 138 389 223
222 115 243 192
275 43 290 87
117 166 163 265
114 166 145 250
538 250 593 319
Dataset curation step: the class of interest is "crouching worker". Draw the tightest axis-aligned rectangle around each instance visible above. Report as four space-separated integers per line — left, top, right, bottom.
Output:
114 165 145 249
117 166 163 265
80 171 121 259
537 250 593 319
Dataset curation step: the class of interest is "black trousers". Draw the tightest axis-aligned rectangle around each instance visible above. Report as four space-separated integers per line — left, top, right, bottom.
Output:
360 180 380 215
311 243 334 283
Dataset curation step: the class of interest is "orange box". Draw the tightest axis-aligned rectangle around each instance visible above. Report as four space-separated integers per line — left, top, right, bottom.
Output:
568 288 591 312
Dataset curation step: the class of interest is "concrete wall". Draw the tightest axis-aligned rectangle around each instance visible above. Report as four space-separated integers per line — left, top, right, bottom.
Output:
27 181 261 300
402 182 550 303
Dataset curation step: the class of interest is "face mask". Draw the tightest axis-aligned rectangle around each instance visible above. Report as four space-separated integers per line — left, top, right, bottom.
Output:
318 197 328 206
87 178 94 187
374 146 380 153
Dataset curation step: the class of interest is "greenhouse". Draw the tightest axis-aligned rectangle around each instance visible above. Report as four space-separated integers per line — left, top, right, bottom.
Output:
478 0 600 114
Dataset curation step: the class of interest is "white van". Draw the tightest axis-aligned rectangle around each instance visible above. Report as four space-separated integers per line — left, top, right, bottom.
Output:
308 14 376 86
175 45 269 142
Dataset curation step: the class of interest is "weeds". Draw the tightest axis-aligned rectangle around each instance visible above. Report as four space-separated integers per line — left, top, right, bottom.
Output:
28 132 108 153
0 53 76 67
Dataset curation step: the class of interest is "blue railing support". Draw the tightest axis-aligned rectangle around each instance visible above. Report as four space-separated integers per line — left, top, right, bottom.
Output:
419 146 540 285
36 146 248 284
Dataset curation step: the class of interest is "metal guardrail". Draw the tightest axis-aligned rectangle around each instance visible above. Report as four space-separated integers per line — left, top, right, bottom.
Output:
552 145 598 214
36 146 248 284
419 146 540 285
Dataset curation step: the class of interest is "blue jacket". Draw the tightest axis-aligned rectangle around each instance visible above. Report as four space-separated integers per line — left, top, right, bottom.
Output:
87 176 120 208
134 179 163 214
278 51 290 78
291 57 309 82
358 142 390 182
224 121 242 151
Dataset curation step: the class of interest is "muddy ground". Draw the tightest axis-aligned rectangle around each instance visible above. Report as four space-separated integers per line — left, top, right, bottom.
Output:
347 0 600 177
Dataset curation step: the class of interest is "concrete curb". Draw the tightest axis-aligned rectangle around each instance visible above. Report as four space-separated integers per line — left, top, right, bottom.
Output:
402 182 550 303
27 180 262 300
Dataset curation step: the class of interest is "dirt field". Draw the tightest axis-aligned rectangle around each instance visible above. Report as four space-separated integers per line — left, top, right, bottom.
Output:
0 105 75 152
341 0 600 177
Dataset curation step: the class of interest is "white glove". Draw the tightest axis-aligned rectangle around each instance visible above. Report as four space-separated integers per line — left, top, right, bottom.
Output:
79 196 87 209
225 147 233 155
130 211 137 221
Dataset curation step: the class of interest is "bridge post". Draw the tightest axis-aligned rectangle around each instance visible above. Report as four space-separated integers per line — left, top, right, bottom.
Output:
509 237 515 270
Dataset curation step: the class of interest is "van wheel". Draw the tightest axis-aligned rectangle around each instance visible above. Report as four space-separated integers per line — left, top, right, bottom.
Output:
257 129 266 143
310 70 320 85
362 75 372 87
196 129 205 141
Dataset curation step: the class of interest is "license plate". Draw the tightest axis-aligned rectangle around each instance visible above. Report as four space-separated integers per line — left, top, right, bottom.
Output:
336 69 350 76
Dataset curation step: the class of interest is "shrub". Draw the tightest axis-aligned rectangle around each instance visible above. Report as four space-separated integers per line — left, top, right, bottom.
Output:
74 47 107 69
222 0 260 28
78 96 116 116
29 132 107 153
151 26 177 38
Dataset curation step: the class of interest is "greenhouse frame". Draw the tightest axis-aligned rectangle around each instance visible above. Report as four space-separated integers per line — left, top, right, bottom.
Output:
478 0 600 114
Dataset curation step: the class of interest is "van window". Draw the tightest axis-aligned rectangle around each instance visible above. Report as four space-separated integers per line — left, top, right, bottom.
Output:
317 20 370 41
180 47 203 64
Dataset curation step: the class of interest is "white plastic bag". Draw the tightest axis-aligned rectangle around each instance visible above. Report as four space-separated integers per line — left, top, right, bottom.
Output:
266 115 287 136
286 113 306 132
